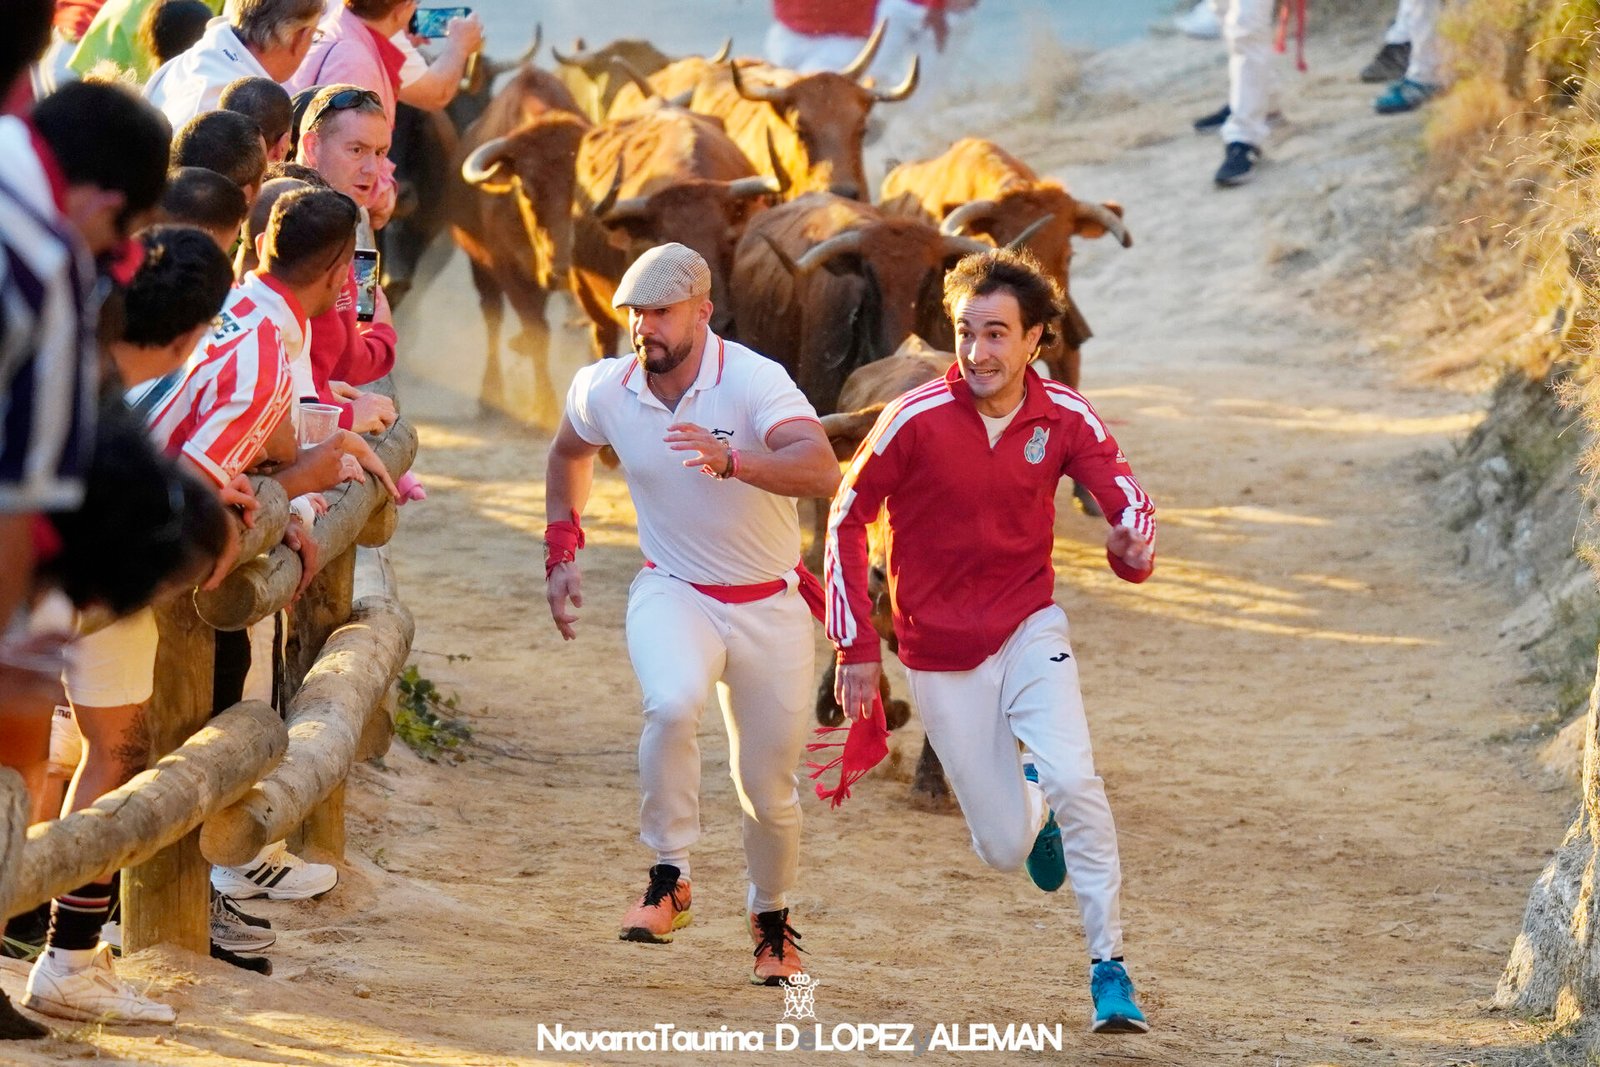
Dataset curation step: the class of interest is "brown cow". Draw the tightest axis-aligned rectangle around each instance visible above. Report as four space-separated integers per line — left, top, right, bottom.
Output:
609 22 914 200
561 105 783 358
454 65 591 424
728 192 988 417
551 36 730 123
812 336 954 810
880 137 1133 393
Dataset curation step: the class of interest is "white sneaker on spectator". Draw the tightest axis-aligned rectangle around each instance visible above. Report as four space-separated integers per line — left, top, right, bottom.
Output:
1175 0 1221 38
100 920 121 952
211 841 337 901
211 894 277 951
22 944 175 1024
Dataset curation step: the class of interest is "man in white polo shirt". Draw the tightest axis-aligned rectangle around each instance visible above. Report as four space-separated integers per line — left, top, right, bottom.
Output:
544 243 839 988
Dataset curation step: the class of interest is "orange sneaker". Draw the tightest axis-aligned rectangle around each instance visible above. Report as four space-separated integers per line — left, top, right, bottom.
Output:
750 908 806 986
619 864 692 944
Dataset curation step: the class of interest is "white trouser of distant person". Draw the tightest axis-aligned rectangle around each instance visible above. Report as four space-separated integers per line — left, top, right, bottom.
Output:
626 567 813 915
765 21 870 73
1211 0 1277 148
1402 0 1445 85
904 605 1124 962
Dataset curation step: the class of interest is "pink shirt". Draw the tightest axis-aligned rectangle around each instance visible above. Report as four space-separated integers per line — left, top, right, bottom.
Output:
285 4 402 127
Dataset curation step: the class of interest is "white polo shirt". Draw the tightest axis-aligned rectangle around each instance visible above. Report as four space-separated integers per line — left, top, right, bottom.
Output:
566 333 822 586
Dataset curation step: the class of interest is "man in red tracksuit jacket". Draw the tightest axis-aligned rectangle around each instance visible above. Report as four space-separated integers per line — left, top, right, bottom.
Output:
825 248 1154 1034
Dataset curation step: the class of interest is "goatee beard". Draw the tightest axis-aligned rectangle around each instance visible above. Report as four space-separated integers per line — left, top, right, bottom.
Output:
638 336 693 375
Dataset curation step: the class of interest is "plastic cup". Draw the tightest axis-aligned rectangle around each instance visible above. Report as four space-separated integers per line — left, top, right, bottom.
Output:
299 403 342 446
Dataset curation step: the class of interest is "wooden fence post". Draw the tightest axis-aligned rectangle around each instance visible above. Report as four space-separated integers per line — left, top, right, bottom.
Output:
121 596 214 955
0 768 29 926
286 546 356 863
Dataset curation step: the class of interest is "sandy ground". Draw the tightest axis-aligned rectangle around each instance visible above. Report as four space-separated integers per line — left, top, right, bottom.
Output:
0 13 1581 1067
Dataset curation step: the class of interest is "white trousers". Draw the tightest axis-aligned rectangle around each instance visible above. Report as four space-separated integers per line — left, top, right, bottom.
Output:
905 605 1124 961
765 23 871 75
625 568 814 914
1213 0 1278 148
1402 0 1445 85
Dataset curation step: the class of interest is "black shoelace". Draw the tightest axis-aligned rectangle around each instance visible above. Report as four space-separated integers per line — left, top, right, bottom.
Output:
640 865 683 909
752 910 805 961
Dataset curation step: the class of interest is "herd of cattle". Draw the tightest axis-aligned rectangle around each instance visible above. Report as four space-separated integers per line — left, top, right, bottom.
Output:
385 23 1132 425
385 24 1135 804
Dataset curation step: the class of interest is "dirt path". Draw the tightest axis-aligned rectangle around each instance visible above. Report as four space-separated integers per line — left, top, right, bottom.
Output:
0 18 1578 1067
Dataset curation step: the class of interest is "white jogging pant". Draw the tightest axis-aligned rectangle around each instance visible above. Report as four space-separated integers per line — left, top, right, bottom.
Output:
905 605 1125 961
626 568 814 914
1403 0 1446 85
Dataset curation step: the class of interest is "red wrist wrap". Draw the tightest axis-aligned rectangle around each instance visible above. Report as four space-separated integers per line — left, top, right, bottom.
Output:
543 511 585 578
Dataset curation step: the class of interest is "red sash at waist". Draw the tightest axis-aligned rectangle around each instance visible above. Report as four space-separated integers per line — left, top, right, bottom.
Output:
644 560 827 621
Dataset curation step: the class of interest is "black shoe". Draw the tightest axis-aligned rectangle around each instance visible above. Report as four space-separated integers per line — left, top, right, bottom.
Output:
1214 141 1261 187
1193 103 1229 131
0 991 46 1040
1360 41 1410 83
211 941 273 975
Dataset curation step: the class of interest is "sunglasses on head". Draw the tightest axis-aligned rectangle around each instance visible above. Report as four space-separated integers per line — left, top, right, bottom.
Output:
307 88 382 133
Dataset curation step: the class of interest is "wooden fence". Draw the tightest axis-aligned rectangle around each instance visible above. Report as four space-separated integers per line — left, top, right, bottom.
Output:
0 396 418 956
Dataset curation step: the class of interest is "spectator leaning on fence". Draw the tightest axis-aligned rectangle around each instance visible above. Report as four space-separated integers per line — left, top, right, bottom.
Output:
293 86 398 429
144 0 323 129
219 75 295 163
21 227 242 1028
0 2 83 1037
0 7 98 639
158 165 249 252
172 108 269 207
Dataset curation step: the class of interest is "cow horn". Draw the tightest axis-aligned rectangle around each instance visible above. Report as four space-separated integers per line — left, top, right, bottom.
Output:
461 137 516 191
941 233 992 258
871 54 919 103
759 233 802 275
939 198 998 236
551 39 592 67
793 230 865 275
609 55 659 99
840 19 887 80
765 128 790 194
725 175 783 200
1004 215 1053 251
1078 201 1133 248
666 87 695 108
601 195 652 224
477 25 541 80
592 157 627 217
708 37 732 63
731 61 786 104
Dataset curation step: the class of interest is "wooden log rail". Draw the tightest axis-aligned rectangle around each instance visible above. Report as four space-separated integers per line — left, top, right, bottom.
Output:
194 416 418 631
202 554 412 866
3 397 419 959
9 703 287 916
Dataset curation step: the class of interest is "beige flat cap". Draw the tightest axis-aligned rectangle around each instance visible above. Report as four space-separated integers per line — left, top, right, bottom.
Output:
612 243 712 309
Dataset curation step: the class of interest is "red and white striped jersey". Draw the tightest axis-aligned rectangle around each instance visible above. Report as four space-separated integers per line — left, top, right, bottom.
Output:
133 282 294 487
825 364 1155 672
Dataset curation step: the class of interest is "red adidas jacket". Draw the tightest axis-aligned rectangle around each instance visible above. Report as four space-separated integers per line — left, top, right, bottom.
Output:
825 364 1155 672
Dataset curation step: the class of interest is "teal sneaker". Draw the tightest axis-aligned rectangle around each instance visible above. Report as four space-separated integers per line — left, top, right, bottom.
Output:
1022 764 1066 892
1374 78 1438 114
1090 960 1149 1033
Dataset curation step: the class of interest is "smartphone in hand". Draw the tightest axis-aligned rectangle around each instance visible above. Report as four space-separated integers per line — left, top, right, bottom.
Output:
353 247 380 322
409 6 471 37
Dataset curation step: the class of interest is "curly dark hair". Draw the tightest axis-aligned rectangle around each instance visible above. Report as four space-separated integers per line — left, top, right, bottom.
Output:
942 247 1066 350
